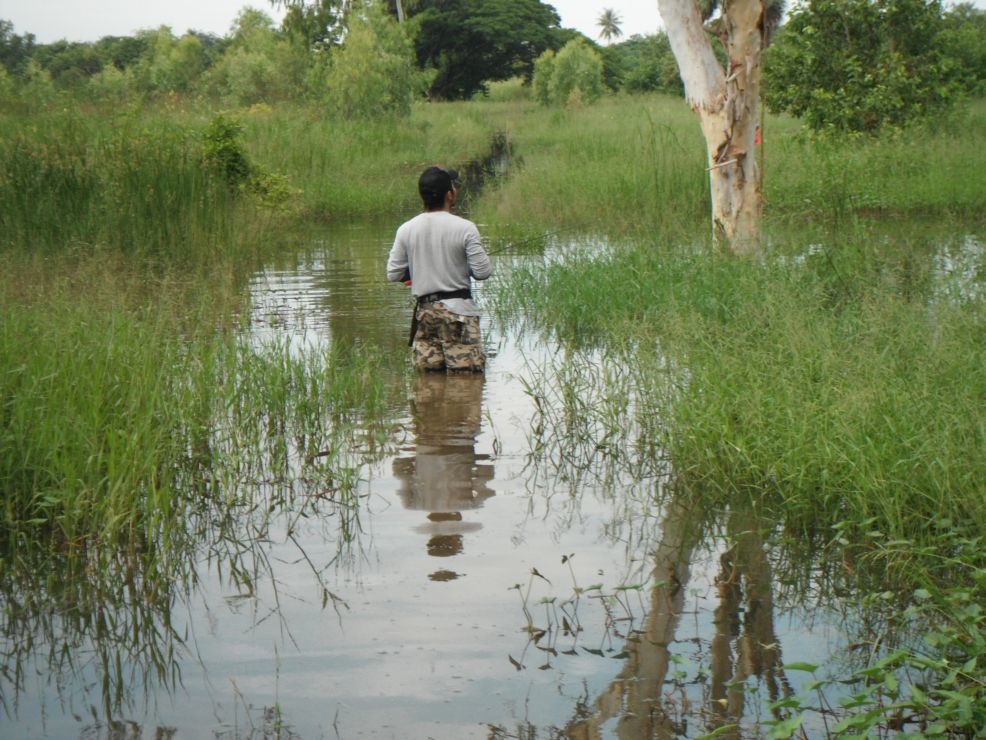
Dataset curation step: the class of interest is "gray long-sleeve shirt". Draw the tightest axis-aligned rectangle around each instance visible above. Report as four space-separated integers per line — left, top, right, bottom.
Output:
387 211 492 316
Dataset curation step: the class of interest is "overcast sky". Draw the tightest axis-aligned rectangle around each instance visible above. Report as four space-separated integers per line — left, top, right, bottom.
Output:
1 0 981 45
4 0 661 44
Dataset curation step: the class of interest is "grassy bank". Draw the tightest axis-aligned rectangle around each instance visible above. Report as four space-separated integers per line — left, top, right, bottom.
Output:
0 112 248 261
7 94 980 248
239 101 506 219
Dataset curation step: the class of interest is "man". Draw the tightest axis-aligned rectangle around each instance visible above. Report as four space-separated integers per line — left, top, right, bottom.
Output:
387 166 492 372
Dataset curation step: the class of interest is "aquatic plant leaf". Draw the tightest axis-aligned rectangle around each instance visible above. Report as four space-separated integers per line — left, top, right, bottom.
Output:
782 661 819 673
697 725 739 739
766 714 804 739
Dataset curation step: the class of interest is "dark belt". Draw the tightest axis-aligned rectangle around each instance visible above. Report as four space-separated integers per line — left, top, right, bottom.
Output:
408 289 473 346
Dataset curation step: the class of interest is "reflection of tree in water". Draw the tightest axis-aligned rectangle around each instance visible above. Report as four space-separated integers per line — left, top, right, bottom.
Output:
565 499 793 739
392 372 494 580
499 348 805 736
709 510 794 731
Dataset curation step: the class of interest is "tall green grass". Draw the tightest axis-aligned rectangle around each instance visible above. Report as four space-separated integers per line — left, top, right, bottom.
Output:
473 94 710 240
238 101 506 218
0 252 406 567
0 253 409 712
0 111 253 261
471 94 986 237
495 228 986 564
763 99 986 222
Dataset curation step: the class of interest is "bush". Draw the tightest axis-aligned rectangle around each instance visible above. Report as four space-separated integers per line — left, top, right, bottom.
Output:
323 3 427 119
765 0 962 133
532 39 605 107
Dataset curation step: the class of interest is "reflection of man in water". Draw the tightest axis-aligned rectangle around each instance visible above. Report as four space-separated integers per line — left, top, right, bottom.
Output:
392 373 494 581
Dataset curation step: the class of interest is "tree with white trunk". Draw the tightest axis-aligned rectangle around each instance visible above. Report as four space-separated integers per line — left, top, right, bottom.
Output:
657 0 777 253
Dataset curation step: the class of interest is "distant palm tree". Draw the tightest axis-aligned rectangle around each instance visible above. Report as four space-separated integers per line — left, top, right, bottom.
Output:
597 8 623 43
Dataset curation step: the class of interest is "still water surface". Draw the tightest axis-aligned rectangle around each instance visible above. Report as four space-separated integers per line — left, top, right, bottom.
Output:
4 222 864 739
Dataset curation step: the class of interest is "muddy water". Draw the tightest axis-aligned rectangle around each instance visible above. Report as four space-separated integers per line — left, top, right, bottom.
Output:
3 222 859 739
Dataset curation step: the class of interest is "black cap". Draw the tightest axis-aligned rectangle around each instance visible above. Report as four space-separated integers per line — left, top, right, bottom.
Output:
418 166 459 199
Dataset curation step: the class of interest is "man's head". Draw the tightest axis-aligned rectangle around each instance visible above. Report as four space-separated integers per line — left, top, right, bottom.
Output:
418 166 459 211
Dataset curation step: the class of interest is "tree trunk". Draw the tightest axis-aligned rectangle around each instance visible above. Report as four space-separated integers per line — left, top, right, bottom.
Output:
657 0 763 254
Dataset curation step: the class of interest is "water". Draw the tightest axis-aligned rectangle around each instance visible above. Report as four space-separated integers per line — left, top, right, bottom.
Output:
4 221 928 739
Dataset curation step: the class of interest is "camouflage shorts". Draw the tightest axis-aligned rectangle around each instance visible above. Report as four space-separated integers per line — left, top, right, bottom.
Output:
412 302 485 372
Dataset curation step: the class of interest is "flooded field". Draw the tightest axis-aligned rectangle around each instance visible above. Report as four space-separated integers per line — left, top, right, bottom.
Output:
4 221 976 739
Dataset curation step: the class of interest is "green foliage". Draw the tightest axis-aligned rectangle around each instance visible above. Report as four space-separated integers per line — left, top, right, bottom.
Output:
92 33 151 70
409 0 562 100
202 113 253 187
201 112 300 210
132 27 204 94
481 77 532 103
85 64 133 105
474 94 707 234
531 49 555 105
20 58 57 106
279 0 347 48
941 2 986 96
763 536 986 737
531 38 604 107
496 227 986 552
596 8 624 43
205 9 309 104
550 38 605 106
237 97 498 217
0 111 249 259
323 3 425 118
0 19 36 77
611 34 683 95
0 65 14 100
30 39 103 88
765 0 961 133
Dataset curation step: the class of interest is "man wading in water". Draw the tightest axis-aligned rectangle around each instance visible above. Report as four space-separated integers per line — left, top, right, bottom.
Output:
387 166 492 372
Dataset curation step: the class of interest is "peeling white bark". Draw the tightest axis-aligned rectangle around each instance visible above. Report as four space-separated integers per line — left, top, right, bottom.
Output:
657 0 763 253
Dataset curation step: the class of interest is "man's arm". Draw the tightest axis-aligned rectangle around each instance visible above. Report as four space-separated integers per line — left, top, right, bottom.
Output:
465 226 491 281
386 233 410 283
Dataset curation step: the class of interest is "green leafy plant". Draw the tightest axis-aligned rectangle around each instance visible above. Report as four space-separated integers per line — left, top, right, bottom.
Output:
532 38 605 107
765 0 962 133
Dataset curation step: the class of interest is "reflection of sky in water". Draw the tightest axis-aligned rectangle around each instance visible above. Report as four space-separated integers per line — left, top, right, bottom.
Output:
4 223 867 739
933 233 984 304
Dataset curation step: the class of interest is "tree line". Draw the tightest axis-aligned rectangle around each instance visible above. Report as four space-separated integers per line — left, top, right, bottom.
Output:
1 0 985 132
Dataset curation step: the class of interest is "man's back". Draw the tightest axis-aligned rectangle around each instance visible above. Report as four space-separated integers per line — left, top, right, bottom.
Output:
389 211 491 297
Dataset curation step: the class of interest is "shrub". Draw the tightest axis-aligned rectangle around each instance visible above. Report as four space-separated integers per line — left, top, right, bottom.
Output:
323 3 427 119
532 39 604 107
